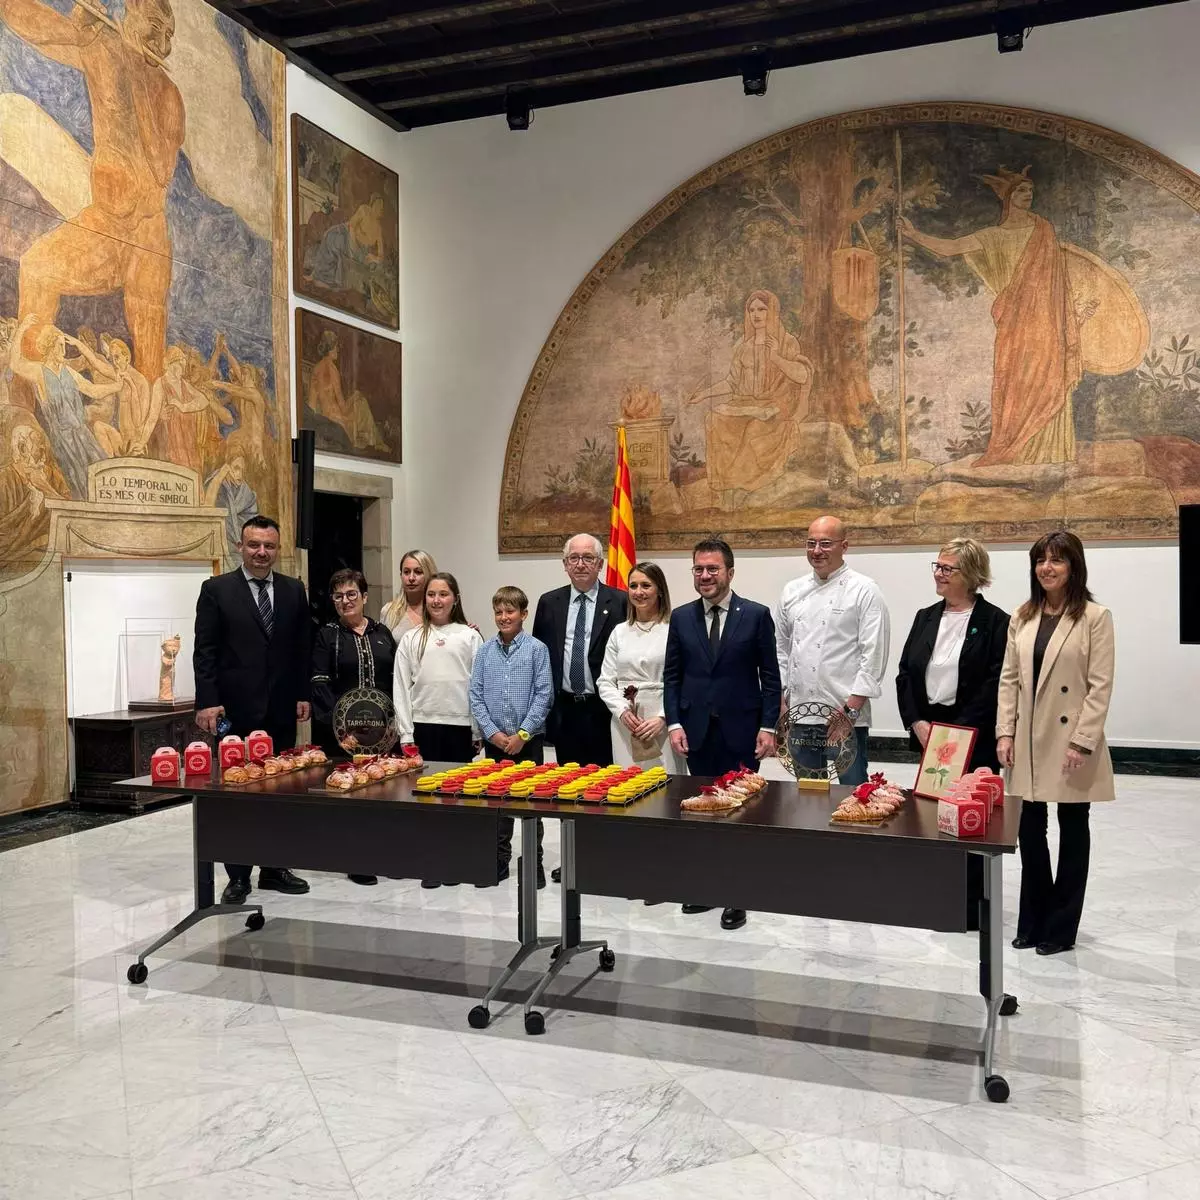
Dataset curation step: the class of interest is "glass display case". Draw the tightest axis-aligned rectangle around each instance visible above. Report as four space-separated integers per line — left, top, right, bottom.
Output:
121 617 195 710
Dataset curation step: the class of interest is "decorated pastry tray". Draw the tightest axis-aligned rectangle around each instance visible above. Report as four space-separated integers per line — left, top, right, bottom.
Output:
221 747 331 785
317 752 426 792
414 759 669 806
829 773 906 827
678 768 768 815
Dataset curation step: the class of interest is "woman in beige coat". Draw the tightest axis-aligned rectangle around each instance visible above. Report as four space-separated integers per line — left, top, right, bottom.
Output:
997 530 1114 956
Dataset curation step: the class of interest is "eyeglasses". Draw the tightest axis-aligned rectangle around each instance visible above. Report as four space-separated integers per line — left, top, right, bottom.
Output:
332 590 361 602
692 565 724 576
930 563 960 576
564 554 600 566
806 539 839 550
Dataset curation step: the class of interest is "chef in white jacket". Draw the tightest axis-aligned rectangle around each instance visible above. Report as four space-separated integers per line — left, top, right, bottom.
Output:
774 515 890 784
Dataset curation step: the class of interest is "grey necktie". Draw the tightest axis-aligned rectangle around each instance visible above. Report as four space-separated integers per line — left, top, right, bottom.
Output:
709 605 721 655
570 593 587 693
253 577 274 638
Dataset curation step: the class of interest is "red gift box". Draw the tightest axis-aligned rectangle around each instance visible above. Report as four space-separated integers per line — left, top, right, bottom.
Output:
972 771 1005 806
938 794 988 837
183 741 212 776
245 730 274 762
150 746 180 782
219 735 246 769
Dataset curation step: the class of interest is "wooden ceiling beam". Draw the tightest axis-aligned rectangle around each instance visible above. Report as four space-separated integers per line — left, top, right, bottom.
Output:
277 0 546 48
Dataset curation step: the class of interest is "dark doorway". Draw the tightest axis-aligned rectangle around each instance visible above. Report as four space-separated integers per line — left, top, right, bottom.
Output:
309 492 364 627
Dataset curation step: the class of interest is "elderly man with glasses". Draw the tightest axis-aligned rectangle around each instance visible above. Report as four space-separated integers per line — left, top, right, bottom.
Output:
533 533 628 881
774 515 891 786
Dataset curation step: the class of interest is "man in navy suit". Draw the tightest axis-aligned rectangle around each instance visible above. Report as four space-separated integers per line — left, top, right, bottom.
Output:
665 536 781 931
194 515 312 904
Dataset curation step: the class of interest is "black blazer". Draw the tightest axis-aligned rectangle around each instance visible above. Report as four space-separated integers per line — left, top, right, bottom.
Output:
663 593 782 756
895 595 1008 768
532 582 628 695
193 569 311 736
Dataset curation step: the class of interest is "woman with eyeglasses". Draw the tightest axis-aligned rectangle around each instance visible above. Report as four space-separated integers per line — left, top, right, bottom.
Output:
380 548 437 637
997 530 1115 956
895 537 1009 772
311 567 398 885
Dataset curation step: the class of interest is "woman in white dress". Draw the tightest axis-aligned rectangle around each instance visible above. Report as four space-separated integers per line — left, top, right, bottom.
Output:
598 562 682 774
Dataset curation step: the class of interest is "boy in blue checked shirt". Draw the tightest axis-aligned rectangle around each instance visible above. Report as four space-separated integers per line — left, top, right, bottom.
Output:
469 586 553 886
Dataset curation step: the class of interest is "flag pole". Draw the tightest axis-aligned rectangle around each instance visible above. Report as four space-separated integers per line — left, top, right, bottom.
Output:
894 129 909 473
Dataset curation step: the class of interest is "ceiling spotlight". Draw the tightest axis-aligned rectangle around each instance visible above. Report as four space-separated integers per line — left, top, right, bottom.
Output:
505 92 532 130
741 48 770 97
995 13 1026 53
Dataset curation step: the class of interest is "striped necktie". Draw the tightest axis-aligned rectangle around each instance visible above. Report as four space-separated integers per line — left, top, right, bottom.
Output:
253 577 274 638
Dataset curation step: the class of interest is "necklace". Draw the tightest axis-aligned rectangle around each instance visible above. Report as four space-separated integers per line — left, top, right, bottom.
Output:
633 620 657 633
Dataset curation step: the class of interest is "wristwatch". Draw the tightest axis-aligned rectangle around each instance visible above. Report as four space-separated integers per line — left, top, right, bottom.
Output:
517 729 531 743
842 704 859 720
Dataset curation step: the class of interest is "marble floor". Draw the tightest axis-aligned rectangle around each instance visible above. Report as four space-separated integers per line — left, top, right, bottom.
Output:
2 763 1199 1200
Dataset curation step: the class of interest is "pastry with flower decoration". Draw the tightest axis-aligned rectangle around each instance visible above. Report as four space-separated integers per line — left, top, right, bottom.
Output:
832 772 902 822
327 769 355 790
682 784 743 813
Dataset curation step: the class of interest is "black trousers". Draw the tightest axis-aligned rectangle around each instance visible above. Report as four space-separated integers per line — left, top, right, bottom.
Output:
1018 801 1091 945
413 721 473 763
686 718 756 778
497 736 545 866
226 720 296 884
550 693 613 766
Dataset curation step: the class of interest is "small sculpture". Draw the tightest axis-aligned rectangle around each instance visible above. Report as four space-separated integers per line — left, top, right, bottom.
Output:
158 634 181 702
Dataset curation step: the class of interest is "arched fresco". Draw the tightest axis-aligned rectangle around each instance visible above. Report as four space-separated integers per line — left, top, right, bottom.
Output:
499 103 1200 551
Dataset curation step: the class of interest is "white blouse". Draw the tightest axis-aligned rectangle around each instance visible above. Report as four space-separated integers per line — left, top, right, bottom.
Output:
597 621 670 718
393 622 484 741
924 606 973 706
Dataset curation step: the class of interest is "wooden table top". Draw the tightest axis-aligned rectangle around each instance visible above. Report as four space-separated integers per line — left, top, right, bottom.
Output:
115 764 1019 852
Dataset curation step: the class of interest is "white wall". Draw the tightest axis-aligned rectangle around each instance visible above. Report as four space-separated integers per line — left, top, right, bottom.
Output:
385 2 1200 749
286 65 410 574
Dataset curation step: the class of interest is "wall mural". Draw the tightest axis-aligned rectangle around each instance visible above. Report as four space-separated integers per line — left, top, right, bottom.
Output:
0 0 289 813
499 104 1200 552
291 114 400 331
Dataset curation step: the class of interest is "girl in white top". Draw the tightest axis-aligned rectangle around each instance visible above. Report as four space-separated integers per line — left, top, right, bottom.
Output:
393 572 483 763
598 562 683 774
380 548 437 637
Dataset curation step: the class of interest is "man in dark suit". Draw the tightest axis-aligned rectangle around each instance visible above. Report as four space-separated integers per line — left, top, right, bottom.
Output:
665 536 781 931
194 514 312 903
533 532 627 882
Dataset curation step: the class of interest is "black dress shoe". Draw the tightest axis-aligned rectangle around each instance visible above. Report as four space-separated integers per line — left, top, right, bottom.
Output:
1011 934 1037 950
257 868 309 895
643 899 665 906
681 904 714 915
1036 941 1075 956
551 866 562 884
476 862 511 888
720 908 748 930
421 880 441 889
348 874 378 886
222 878 251 904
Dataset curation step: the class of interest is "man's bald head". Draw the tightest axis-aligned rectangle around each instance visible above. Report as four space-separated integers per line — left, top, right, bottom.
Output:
806 514 848 579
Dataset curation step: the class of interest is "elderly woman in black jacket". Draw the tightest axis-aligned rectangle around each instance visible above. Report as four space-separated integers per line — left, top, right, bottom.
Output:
896 537 1009 772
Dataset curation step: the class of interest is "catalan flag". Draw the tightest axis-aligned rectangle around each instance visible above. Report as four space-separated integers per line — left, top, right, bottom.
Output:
605 426 636 590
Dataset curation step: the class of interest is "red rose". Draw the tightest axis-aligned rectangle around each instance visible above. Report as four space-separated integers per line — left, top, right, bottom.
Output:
935 742 958 765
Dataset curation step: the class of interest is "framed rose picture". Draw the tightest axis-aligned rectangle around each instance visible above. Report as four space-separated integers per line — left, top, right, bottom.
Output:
913 722 978 800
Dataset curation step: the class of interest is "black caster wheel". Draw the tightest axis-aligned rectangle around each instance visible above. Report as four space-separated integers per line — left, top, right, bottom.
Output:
467 1005 491 1030
1000 994 1019 1017
524 1010 546 1036
245 912 265 932
127 962 148 985
598 948 616 971
985 1074 1010 1103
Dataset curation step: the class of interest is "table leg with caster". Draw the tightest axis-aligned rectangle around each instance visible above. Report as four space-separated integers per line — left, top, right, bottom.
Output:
524 819 610 1035
467 818 558 1030
973 848 1018 1102
126 823 265 983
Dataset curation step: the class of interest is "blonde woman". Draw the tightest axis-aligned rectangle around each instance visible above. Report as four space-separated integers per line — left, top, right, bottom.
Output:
997 530 1115 956
598 562 681 773
380 548 436 635
895 537 1009 771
